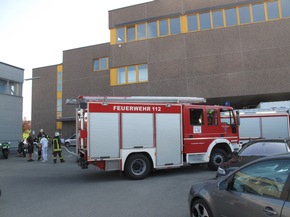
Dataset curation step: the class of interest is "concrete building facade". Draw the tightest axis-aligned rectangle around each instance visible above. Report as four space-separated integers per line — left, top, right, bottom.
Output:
0 62 24 146
32 0 290 139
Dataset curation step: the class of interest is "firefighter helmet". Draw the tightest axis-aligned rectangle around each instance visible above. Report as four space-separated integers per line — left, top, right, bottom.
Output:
55 132 59 137
39 129 44 133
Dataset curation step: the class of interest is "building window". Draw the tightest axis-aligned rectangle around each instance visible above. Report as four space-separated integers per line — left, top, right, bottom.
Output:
128 66 136 83
225 8 237 26
187 14 198 31
117 27 125 43
9 82 19 96
57 71 62 80
148 21 157 38
281 0 290 18
200 12 211 30
117 67 126 84
111 0 290 45
138 64 148 82
0 79 21 96
252 3 265 22
0 79 7 94
266 1 279 20
127 25 136 41
170 17 181 34
212 10 224 28
100 58 108 70
94 57 108 71
112 64 148 85
57 84 62 92
159 19 169 36
138 23 146 40
57 99 62 112
239 5 251 24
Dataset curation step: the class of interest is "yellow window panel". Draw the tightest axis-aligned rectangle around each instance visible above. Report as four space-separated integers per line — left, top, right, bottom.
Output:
181 15 188 33
110 68 117 86
57 64 63 72
57 91 62 99
56 122 62 130
110 29 117 45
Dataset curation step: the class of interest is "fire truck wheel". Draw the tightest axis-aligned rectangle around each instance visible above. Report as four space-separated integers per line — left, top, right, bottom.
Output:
208 149 227 171
125 154 151 180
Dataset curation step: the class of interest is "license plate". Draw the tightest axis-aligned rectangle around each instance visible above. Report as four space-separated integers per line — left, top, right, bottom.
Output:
2 147 8 149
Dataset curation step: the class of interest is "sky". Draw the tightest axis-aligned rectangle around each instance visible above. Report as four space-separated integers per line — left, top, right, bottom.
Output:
0 0 152 120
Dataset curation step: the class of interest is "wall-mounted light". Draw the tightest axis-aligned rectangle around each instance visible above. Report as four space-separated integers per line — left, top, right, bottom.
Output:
24 76 41 81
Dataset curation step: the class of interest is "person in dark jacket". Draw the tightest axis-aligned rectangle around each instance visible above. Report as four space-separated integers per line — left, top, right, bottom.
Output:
52 132 65 163
26 132 34 162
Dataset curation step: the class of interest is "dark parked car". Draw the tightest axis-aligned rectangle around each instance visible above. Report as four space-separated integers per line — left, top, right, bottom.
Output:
188 153 290 217
217 138 290 177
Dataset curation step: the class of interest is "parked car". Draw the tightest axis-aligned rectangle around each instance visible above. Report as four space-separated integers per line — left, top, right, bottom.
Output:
188 153 290 217
216 138 290 177
64 134 76 147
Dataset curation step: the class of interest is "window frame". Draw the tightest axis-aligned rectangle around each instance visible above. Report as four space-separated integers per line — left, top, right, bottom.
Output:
114 64 148 85
127 65 137 83
281 0 290 18
159 19 169 36
212 9 225 28
187 14 199 31
199 12 211 30
170 17 181 35
251 3 266 23
138 64 148 82
137 23 147 40
225 7 238 26
127 25 136 42
148 21 158 38
238 5 251 24
93 57 108 71
117 27 125 43
266 0 280 20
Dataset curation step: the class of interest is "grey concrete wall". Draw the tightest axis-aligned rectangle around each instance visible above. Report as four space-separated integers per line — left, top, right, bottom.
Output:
0 62 24 147
62 44 111 120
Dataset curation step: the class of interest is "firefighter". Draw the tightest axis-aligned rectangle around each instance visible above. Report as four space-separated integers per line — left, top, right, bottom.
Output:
36 129 50 161
52 131 65 163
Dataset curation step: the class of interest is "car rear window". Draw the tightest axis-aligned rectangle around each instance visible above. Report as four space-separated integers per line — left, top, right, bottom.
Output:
240 142 288 156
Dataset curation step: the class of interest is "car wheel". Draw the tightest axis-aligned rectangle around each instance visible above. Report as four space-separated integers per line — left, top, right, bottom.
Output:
208 148 227 171
191 199 213 217
65 142 70 148
125 154 151 180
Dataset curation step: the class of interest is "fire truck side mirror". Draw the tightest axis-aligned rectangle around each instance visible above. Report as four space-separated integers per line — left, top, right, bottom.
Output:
236 111 240 126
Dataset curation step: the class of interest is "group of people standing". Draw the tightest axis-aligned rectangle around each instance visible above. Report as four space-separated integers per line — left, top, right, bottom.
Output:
25 129 65 163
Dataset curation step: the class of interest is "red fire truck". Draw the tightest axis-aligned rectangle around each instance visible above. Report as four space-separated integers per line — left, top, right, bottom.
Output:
74 96 240 179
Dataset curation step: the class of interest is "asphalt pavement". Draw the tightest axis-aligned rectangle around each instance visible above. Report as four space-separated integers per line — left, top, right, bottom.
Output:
0 147 216 217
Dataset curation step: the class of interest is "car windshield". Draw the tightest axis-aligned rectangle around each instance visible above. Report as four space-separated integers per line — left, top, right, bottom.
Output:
239 142 288 156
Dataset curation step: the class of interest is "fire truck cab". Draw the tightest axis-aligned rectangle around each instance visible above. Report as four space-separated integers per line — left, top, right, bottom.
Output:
74 96 240 179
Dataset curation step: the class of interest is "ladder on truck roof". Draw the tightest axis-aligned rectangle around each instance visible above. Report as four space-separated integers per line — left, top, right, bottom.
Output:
76 96 206 104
